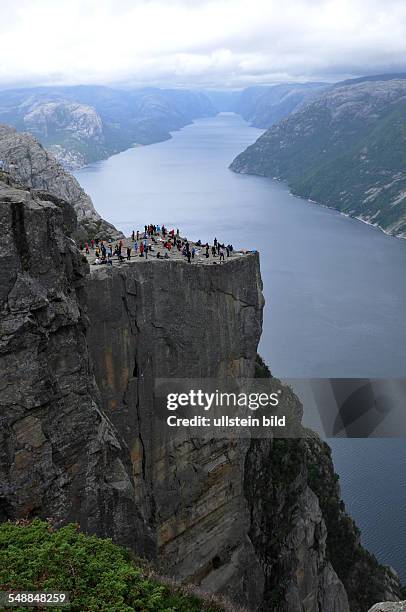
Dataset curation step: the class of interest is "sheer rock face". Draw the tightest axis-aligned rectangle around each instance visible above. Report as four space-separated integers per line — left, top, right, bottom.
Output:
0 124 121 240
0 178 150 554
84 257 266 609
244 437 350 612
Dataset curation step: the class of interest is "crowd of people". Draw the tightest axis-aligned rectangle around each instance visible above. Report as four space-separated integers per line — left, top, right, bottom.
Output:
79 224 237 267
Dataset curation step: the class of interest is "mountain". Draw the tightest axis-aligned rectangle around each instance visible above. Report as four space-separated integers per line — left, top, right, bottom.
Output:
230 76 406 237
205 83 328 127
235 82 328 127
0 123 121 240
0 86 217 168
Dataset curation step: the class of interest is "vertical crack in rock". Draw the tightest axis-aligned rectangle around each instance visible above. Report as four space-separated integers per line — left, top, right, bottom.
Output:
11 200 30 272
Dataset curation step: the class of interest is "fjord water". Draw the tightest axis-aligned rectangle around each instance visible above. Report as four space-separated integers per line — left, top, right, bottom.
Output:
75 112 406 580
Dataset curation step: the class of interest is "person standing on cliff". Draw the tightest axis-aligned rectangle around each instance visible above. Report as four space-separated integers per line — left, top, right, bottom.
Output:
219 248 225 263
127 246 131 261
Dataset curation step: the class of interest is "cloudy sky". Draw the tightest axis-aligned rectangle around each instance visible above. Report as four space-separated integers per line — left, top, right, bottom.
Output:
1 0 406 89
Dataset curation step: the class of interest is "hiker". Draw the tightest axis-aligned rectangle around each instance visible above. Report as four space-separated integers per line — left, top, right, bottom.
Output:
191 247 195 259
85 242 90 254
127 246 131 260
187 251 191 263
219 248 225 263
214 237 217 248
91 239 94 249
134 241 138 255
132 230 135 241
211 246 216 257
140 243 144 257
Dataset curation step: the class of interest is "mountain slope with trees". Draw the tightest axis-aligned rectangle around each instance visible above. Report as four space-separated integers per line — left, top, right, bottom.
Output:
230 76 406 238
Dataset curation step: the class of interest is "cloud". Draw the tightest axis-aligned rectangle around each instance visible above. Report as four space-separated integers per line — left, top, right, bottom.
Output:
1 0 406 88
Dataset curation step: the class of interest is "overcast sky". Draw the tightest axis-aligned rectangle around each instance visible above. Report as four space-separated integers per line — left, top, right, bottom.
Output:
1 0 406 89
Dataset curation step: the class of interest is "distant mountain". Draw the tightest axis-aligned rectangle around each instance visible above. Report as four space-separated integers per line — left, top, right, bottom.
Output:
234 83 328 127
0 86 216 168
230 76 406 238
205 83 328 127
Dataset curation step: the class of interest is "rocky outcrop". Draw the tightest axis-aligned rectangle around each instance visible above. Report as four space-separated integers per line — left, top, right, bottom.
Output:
369 603 406 612
23 100 105 169
0 176 150 554
0 124 121 240
84 256 265 609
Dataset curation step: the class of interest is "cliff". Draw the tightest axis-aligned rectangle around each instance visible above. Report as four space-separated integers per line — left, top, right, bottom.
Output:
230 76 406 238
0 174 402 610
0 124 121 240
0 175 150 555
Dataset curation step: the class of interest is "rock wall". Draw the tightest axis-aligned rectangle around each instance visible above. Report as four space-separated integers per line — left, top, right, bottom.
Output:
84 257 265 609
0 177 150 554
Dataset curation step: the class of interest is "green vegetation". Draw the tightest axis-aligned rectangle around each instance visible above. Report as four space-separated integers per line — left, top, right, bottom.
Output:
0 520 224 612
231 83 406 236
254 354 271 378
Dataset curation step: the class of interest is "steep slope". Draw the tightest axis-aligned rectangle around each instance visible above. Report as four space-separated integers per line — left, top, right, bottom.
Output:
230 76 406 237
236 83 328 128
0 124 120 240
0 86 217 168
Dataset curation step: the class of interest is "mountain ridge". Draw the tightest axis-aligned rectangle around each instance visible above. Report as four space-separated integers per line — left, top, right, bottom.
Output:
230 76 406 238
